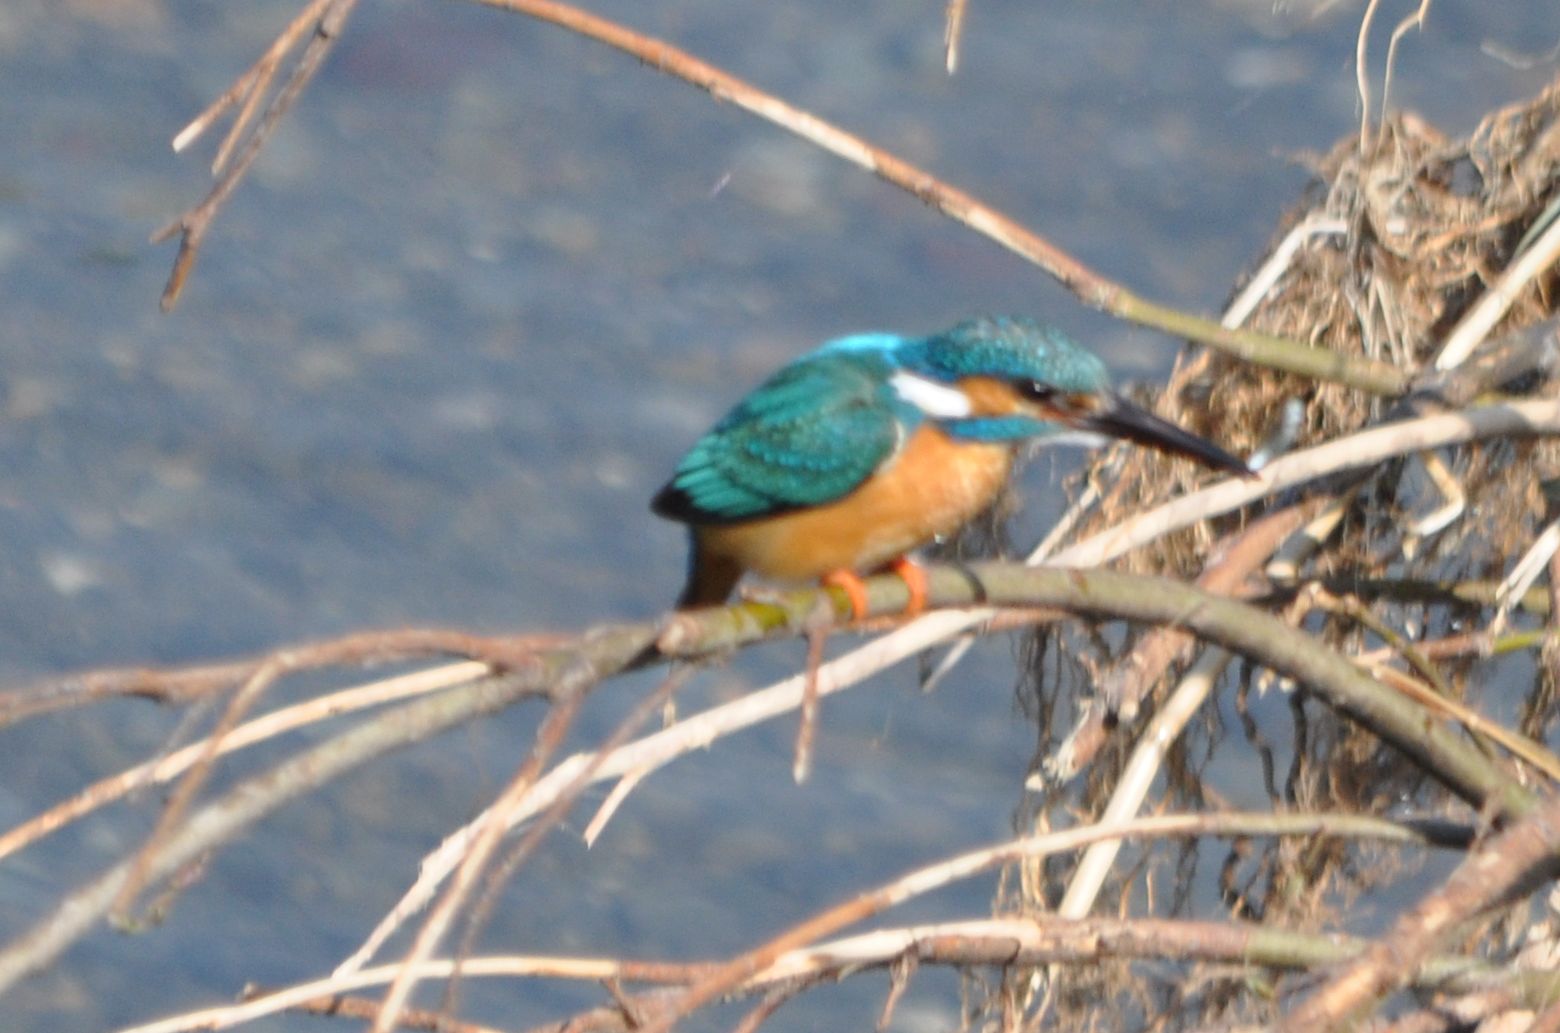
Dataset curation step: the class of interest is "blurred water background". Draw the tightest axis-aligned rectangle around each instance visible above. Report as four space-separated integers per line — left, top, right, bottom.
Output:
1 1 1556 1029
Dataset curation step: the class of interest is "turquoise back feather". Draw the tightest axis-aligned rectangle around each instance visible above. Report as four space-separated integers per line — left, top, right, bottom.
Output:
652 349 910 523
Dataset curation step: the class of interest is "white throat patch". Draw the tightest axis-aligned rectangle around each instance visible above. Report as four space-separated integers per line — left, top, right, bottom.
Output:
1035 429 1109 449
889 371 972 418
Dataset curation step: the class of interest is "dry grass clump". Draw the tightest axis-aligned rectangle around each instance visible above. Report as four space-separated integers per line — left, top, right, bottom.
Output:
1021 73 1560 1030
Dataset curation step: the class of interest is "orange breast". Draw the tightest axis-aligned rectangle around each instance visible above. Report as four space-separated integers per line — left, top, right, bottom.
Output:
693 425 1014 583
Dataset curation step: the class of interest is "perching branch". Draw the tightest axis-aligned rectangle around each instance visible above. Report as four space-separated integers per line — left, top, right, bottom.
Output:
4 547 1541 997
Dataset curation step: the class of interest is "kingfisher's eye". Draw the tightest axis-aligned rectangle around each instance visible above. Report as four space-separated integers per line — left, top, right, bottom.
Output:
1016 380 1056 403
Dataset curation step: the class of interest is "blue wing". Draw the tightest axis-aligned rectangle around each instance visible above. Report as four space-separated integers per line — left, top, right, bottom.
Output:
652 351 906 524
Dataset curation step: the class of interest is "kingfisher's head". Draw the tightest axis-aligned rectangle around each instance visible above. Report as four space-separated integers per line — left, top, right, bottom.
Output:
888 316 1251 477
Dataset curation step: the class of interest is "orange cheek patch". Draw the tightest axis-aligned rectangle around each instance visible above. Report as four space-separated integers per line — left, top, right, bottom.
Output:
954 378 1102 425
1051 392 1104 423
954 376 1026 416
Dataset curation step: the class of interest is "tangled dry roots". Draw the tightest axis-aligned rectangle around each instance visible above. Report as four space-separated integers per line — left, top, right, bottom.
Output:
1066 73 1560 661
1013 73 1560 1031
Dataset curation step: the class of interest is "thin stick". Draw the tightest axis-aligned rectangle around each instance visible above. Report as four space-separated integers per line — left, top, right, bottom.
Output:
794 628 826 783
334 612 990 976
170 0 332 158
460 0 1404 394
156 0 1406 388
1224 215 1348 330
111 656 283 920
1054 400 1560 570
1435 202 1560 369
1057 648 1232 919
443 666 689 1017
1 659 257 726
117 812 1458 1033
630 812 1463 1033
112 911 1468 1033
372 678 590 1033
1380 0 1434 130
1279 792 1560 1029
1355 0 1384 153
0 662 488 863
155 0 360 310
943 0 970 74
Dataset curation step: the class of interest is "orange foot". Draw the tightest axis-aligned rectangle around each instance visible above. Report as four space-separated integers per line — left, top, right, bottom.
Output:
888 557 928 617
820 569 870 620
820 562 928 620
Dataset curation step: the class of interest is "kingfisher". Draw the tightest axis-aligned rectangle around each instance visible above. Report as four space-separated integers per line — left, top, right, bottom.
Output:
652 316 1249 614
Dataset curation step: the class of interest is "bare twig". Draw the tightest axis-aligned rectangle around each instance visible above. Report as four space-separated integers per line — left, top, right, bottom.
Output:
1381 1 1433 128
468 0 1406 394
627 811 1469 1033
373 670 590 1033
1360 663 1560 782
0 614 656 996
943 0 970 74
111 656 283 922
1435 202 1560 370
1058 400 1560 569
1355 0 1384 152
445 667 690 1015
876 953 916 1031
730 986 798 1033
1280 791 1560 1030
162 0 1405 392
102 761 1496 1033
1 658 256 727
1057 649 1233 918
122 894 1508 1033
154 0 360 310
0 662 487 864
1 627 535 727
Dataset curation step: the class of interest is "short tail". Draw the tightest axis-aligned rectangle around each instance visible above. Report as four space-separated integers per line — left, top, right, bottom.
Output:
675 537 742 609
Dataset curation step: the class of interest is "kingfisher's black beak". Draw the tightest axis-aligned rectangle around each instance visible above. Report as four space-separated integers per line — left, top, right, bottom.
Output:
1074 393 1254 479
